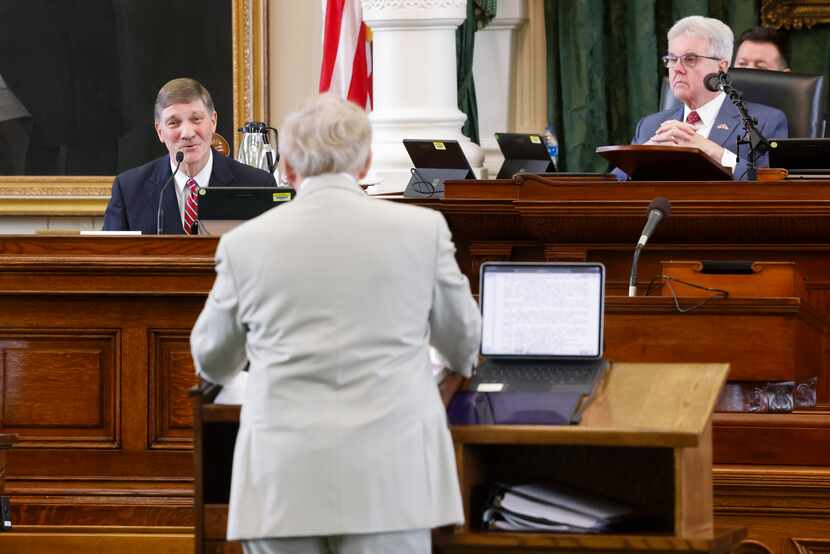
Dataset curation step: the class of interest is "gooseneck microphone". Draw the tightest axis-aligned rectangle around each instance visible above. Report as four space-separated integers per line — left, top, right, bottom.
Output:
156 151 185 235
702 71 770 180
628 197 672 297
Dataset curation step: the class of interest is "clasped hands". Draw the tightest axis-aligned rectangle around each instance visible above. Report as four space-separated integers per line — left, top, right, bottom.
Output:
645 120 724 164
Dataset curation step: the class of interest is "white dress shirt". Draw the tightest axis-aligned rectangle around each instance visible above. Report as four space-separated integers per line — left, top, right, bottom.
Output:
170 153 213 230
683 92 738 172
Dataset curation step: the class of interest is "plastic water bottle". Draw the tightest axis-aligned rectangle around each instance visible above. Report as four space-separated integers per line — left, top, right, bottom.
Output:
543 126 559 171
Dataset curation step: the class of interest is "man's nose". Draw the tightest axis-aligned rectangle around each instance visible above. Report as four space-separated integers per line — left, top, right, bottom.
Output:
180 122 195 138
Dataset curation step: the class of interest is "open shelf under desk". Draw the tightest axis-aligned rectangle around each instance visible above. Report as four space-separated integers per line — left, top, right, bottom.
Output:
435 526 746 554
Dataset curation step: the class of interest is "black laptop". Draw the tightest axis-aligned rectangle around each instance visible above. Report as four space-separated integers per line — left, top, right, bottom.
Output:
495 132 556 179
197 186 295 235
469 262 607 394
768 138 830 176
402 139 475 198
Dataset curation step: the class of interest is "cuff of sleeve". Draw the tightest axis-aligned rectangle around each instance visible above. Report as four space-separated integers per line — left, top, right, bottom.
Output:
721 149 738 173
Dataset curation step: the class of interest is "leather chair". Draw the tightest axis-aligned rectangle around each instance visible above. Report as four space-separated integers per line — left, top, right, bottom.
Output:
211 132 231 156
659 68 827 137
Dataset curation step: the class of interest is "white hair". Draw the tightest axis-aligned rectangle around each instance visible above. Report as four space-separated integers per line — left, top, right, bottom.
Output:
278 93 371 178
668 15 734 64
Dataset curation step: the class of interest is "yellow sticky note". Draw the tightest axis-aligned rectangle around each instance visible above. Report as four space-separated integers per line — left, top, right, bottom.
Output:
433 141 446 150
529 135 542 144
273 192 292 202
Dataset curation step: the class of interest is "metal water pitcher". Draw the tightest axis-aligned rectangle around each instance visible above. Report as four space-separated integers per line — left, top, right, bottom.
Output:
237 122 278 175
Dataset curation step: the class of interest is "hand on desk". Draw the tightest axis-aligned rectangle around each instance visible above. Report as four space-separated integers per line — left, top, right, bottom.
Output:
646 120 725 165
438 371 465 408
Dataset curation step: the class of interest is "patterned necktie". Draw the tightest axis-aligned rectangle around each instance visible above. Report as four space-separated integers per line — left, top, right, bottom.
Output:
686 110 702 126
183 178 199 235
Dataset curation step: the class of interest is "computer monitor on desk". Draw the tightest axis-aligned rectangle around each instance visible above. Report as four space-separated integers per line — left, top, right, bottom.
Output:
402 139 475 198
495 132 556 179
768 138 830 177
197 187 295 235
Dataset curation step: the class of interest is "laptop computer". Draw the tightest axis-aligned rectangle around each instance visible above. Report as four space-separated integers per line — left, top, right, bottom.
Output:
469 261 607 394
495 132 556 179
197 186 295 235
768 138 830 176
402 139 475 198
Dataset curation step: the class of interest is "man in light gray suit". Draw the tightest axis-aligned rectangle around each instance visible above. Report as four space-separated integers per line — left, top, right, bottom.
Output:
191 93 481 554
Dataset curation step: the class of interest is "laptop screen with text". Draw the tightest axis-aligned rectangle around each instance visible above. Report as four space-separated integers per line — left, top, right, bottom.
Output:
480 263 604 359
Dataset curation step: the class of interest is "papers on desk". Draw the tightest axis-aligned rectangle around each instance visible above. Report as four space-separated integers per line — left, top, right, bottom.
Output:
483 483 635 533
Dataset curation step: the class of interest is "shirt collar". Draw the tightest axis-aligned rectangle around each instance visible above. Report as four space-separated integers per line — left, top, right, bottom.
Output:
684 92 726 129
296 172 365 199
171 153 213 193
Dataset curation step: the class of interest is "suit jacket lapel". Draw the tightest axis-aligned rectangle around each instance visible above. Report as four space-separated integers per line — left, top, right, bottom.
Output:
148 157 184 235
208 149 234 187
707 100 741 149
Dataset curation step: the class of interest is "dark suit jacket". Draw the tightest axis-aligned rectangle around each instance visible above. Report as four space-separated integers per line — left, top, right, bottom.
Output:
103 150 276 234
614 99 789 180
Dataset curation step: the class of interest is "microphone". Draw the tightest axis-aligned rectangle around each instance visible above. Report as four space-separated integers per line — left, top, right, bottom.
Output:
156 151 184 235
703 72 724 92
628 197 672 297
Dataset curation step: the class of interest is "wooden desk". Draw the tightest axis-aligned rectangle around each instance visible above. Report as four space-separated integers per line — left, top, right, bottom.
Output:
192 364 745 554
0 235 217 527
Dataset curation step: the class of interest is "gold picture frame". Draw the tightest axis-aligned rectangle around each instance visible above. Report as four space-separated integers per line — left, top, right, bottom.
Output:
762 0 830 29
0 0 268 217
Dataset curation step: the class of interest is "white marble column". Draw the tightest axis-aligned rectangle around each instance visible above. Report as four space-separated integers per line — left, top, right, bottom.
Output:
362 0 484 194
473 1 528 179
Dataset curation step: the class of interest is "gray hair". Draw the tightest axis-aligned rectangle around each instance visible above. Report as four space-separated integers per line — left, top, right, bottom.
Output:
155 78 215 122
279 93 371 178
668 16 734 64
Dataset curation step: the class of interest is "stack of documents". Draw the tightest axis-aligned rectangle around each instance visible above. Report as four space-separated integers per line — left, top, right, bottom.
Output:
482 483 635 533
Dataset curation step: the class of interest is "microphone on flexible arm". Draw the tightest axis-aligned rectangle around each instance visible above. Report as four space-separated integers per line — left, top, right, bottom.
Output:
156 151 185 235
702 71 771 180
628 197 672 297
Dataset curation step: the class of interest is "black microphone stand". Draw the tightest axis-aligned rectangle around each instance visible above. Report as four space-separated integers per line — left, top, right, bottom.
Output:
716 72 770 181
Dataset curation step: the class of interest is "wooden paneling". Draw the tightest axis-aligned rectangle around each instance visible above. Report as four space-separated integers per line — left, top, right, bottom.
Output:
0 334 116 446
149 332 200 450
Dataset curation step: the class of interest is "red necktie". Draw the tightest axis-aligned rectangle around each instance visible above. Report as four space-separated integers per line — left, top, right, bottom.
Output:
686 110 702 125
183 178 199 235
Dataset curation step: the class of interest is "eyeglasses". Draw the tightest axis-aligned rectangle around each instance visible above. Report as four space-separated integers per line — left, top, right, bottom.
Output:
662 53 721 68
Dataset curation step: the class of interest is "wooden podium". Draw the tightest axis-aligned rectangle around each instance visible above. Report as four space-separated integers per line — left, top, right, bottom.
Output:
437 362 741 553
596 145 732 181
192 363 743 554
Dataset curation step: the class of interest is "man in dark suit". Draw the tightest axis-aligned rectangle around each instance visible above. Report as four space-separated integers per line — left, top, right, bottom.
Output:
103 78 274 234
615 16 788 181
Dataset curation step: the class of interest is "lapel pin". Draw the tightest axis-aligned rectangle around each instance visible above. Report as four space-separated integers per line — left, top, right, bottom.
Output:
716 123 729 131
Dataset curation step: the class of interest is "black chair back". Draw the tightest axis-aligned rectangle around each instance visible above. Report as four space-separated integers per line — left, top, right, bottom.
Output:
659 68 827 138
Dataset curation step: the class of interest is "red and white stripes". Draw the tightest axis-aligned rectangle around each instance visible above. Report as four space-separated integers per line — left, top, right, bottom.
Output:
320 0 372 110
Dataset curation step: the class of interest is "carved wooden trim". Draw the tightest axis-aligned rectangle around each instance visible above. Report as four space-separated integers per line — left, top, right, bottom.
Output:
791 538 830 553
762 0 830 29
543 245 588 262
148 332 199 450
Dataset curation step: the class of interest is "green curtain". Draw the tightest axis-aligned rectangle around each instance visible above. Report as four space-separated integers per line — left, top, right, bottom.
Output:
542 0 815 172
456 0 497 144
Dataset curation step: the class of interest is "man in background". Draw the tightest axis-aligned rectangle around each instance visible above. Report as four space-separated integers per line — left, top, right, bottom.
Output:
616 15 788 180
103 78 273 234
191 93 481 554
734 26 790 71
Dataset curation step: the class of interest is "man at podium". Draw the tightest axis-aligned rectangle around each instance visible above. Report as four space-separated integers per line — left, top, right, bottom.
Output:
191 94 481 554
614 16 788 181
103 78 273 234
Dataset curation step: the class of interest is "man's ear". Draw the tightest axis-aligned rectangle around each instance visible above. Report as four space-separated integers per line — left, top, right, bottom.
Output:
356 151 373 181
155 122 164 143
281 158 301 188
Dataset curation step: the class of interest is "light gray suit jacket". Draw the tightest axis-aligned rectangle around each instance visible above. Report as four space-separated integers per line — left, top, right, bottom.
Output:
191 173 481 540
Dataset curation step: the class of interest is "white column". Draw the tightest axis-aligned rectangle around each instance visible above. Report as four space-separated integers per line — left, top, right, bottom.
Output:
473 1 528 179
362 0 484 194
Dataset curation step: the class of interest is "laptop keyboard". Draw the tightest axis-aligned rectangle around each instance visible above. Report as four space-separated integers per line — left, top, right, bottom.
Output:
474 364 600 387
